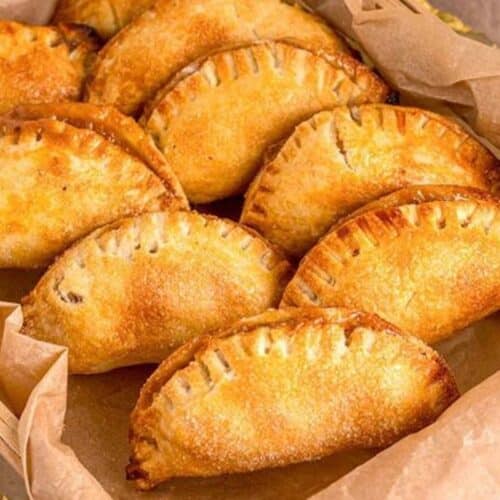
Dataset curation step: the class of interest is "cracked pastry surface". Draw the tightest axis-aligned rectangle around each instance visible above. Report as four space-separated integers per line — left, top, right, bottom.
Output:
281 185 500 344
85 0 350 115
141 41 389 203
0 21 99 114
127 307 458 490
22 211 293 373
7 102 188 209
241 105 500 257
53 0 156 39
0 117 173 268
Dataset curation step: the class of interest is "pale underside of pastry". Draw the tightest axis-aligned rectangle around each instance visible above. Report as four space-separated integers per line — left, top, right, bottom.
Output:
0 21 99 114
53 0 156 39
141 42 389 204
22 211 293 374
281 186 500 344
7 102 188 209
0 118 172 268
127 307 458 490
241 105 500 257
85 0 351 115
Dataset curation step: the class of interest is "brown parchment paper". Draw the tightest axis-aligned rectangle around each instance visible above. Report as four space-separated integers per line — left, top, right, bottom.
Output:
1 1 500 499
306 0 500 149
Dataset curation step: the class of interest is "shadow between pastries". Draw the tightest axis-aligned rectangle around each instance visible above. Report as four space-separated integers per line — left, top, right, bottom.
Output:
53 0 156 39
0 21 99 113
127 307 458 490
241 105 500 257
85 0 351 115
0 112 184 269
281 185 500 344
141 41 389 204
21 211 293 374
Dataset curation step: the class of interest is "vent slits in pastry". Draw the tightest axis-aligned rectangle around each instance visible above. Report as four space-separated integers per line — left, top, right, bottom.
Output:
281 186 500 344
142 41 388 204
241 105 499 257
22 211 293 373
127 307 458 489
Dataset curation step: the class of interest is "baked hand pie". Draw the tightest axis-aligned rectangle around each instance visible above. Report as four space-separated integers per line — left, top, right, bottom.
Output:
0 116 175 268
85 0 350 115
22 211 292 374
281 185 500 344
53 0 155 39
0 21 99 114
241 105 500 257
141 42 389 203
7 102 187 208
127 307 458 489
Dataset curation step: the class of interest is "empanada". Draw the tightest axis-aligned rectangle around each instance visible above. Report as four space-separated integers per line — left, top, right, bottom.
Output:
141 42 389 203
127 307 458 489
0 21 99 114
281 185 500 344
22 211 293 373
0 117 174 268
53 0 155 39
7 102 187 208
241 105 500 257
85 0 351 115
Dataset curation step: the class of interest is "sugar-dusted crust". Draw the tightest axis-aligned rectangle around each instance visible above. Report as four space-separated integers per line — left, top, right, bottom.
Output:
281 186 500 344
0 21 99 114
127 307 458 490
7 103 188 209
141 42 388 203
85 0 351 115
0 118 171 268
53 0 155 39
241 105 500 257
22 211 293 373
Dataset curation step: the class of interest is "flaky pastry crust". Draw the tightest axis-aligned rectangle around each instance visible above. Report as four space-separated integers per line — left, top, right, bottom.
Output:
241 105 500 257
127 307 458 489
85 0 350 115
281 186 500 344
141 42 389 203
53 0 155 39
22 211 293 373
7 102 188 209
0 21 99 114
0 118 171 268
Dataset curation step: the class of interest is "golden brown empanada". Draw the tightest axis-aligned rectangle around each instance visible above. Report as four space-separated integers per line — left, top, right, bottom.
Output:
281 186 500 344
127 307 458 489
141 42 389 203
0 21 99 114
241 105 500 257
53 0 155 39
0 118 173 268
85 0 351 115
7 102 188 208
22 211 293 374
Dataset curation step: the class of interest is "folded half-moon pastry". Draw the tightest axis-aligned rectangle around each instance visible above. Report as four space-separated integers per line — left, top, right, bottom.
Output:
241 105 500 257
86 0 351 115
7 102 187 208
53 0 155 39
0 117 174 268
281 185 500 344
127 307 458 489
0 21 99 114
141 42 389 203
22 211 293 373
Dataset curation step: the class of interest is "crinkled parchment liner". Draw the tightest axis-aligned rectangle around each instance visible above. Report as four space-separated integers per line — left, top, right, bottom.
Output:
1 0 500 498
